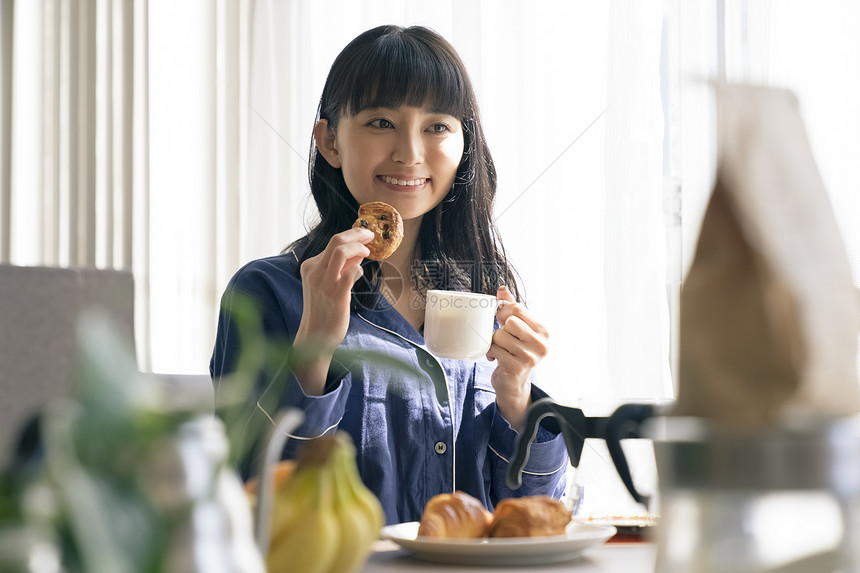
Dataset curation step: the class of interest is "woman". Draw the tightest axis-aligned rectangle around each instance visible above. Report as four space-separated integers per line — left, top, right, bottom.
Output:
211 25 568 525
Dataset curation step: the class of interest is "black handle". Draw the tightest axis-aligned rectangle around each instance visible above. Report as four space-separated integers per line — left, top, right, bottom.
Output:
604 403 656 506
506 398 589 490
505 398 657 508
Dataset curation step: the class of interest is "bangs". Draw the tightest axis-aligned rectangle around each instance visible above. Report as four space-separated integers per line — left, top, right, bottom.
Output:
333 30 470 120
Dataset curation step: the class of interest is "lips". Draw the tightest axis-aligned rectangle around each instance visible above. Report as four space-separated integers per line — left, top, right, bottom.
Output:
379 175 428 187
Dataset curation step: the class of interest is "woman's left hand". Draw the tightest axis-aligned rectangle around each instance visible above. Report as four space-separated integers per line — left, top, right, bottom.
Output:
486 286 550 431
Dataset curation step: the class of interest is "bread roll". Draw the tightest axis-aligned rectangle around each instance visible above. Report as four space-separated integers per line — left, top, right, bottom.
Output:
417 491 492 539
489 496 571 538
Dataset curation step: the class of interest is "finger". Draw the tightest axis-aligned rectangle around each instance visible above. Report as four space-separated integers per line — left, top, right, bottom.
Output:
351 264 366 284
332 258 367 292
494 286 515 324
500 316 549 356
492 327 526 359
332 227 375 245
494 286 514 327
326 242 372 281
324 229 374 281
496 301 549 338
489 335 540 374
492 322 548 363
300 251 366 298
304 228 371 269
496 285 516 303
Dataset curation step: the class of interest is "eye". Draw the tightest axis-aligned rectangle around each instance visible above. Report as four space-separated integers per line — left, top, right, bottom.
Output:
368 118 394 129
428 123 451 133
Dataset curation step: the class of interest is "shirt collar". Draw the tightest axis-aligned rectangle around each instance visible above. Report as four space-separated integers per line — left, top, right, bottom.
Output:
355 292 425 346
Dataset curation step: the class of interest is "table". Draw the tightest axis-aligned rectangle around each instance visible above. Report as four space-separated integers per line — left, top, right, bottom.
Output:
361 540 657 572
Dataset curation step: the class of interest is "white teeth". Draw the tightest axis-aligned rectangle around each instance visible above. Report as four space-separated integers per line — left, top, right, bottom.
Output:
382 175 425 186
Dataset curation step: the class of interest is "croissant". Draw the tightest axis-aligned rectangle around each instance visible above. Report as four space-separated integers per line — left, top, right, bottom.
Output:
417 491 493 538
489 496 572 538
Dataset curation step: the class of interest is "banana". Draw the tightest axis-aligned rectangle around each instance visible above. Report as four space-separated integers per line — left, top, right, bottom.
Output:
263 433 384 573
264 477 306 565
324 433 384 573
266 456 340 573
333 434 385 535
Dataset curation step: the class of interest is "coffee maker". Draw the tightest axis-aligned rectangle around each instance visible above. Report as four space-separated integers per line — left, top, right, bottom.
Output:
507 397 658 508
509 399 860 573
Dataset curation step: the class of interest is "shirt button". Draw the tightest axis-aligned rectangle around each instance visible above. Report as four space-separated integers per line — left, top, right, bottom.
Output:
434 441 447 454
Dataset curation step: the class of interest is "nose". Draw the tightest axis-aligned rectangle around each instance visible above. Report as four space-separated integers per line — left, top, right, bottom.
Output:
391 130 423 166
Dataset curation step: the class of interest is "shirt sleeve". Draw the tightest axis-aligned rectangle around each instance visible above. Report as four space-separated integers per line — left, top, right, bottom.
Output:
209 262 354 479
264 362 354 460
485 385 570 507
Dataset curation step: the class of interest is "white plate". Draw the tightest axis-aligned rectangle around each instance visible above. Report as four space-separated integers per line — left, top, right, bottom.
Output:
380 521 617 566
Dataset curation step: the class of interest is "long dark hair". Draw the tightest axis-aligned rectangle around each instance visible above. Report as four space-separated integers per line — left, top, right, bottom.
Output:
290 25 521 310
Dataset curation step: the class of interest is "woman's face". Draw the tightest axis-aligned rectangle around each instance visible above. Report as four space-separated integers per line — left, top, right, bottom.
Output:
316 106 465 222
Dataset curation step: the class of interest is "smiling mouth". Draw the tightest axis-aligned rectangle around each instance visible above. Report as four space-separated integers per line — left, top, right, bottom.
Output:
379 175 428 187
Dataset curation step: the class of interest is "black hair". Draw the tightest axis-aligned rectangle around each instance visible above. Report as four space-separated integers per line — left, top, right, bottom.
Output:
289 25 521 310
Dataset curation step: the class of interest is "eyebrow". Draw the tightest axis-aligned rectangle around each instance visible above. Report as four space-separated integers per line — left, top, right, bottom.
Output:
357 106 459 119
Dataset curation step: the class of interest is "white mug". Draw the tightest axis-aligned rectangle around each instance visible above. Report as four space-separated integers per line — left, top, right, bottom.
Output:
423 289 500 360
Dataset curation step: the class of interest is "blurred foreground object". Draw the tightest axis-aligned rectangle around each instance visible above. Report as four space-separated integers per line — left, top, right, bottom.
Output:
654 83 860 573
674 83 860 426
264 432 384 573
0 265 135 462
0 311 264 573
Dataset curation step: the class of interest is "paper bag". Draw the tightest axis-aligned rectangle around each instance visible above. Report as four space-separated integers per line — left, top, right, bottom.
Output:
675 84 860 428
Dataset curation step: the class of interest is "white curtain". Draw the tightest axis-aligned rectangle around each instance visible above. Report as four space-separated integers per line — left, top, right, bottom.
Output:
5 0 860 521
1 1 673 397
732 0 860 283
147 0 255 373
0 0 147 357
730 0 860 378
239 0 673 406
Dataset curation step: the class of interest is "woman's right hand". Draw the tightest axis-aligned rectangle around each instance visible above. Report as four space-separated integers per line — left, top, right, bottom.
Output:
292 227 373 395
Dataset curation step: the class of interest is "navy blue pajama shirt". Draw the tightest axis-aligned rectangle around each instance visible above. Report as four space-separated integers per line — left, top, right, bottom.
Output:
210 241 569 525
